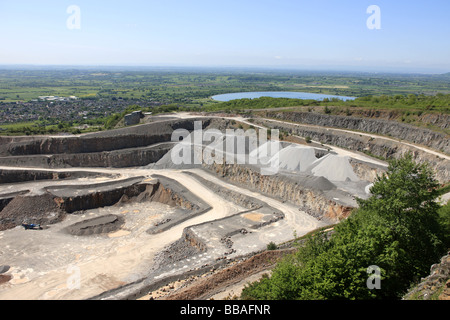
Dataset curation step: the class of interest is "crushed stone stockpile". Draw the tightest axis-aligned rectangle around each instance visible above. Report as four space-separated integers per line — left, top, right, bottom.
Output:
0 192 65 231
151 132 285 170
249 140 285 165
269 145 318 172
308 154 360 182
148 132 363 207
150 140 203 170
151 132 361 185
204 133 259 155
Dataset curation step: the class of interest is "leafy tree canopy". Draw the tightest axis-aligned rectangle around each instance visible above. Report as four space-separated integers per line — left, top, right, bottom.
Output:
241 154 447 300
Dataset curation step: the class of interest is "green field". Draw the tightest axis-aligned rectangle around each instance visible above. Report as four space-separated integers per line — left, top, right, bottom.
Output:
0 67 449 135
1 68 449 103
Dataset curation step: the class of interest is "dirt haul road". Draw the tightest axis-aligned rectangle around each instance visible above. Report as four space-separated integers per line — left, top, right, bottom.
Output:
0 169 242 300
0 166 323 300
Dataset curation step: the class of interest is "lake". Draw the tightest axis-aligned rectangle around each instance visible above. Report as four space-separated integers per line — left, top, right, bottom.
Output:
211 91 356 102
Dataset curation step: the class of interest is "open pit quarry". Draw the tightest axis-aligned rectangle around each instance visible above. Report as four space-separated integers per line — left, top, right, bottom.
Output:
0 113 448 300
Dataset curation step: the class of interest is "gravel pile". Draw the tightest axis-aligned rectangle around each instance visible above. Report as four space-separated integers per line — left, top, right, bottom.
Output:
308 154 360 182
64 214 124 236
269 145 317 172
149 130 360 185
0 192 65 231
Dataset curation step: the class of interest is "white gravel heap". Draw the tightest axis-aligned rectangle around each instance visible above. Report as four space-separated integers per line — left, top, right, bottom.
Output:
308 154 360 182
269 145 318 172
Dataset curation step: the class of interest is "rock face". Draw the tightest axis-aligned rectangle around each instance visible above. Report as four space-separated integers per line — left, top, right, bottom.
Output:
124 111 143 126
203 162 355 223
349 158 386 182
403 252 450 300
0 117 215 168
0 176 210 232
252 118 449 183
0 118 212 157
0 143 174 168
0 169 112 184
260 111 449 154
53 178 149 214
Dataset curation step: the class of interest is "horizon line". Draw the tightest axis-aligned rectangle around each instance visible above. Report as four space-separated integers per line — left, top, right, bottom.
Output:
0 63 448 75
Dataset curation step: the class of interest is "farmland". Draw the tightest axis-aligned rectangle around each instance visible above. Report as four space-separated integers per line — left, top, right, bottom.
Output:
0 67 449 135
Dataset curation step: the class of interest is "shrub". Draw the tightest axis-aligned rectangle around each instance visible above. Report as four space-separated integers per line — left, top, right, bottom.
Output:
267 242 278 250
242 154 447 300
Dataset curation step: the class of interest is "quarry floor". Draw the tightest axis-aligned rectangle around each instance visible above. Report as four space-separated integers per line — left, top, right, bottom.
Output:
0 166 325 300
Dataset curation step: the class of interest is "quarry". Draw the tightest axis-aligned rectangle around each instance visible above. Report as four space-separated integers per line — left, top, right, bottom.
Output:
0 112 448 300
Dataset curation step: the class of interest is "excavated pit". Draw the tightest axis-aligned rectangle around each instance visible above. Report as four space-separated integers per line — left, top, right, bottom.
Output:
0 192 65 231
3 114 444 300
0 174 210 233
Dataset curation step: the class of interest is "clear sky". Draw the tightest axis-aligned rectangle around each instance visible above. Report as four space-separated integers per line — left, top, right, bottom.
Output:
1 0 449 73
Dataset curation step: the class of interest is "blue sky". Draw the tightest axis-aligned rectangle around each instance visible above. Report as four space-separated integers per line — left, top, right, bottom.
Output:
1 0 449 73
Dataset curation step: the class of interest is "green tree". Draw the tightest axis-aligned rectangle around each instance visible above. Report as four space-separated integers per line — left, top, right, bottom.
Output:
241 154 446 300
438 202 450 247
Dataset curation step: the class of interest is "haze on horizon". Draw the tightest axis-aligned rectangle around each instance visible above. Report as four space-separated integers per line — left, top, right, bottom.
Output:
1 0 449 74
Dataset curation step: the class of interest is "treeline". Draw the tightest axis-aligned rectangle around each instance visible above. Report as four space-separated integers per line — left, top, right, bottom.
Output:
241 154 450 300
199 93 450 113
203 97 320 112
346 93 450 111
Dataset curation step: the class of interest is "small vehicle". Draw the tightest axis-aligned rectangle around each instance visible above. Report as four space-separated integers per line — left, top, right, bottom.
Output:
22 223 43 230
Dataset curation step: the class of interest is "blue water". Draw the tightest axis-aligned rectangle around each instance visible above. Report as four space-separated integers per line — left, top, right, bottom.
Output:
211 91 356 102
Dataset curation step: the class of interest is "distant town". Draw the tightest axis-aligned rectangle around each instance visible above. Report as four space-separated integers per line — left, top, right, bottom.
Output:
36 95 78 102
0 98 162 124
